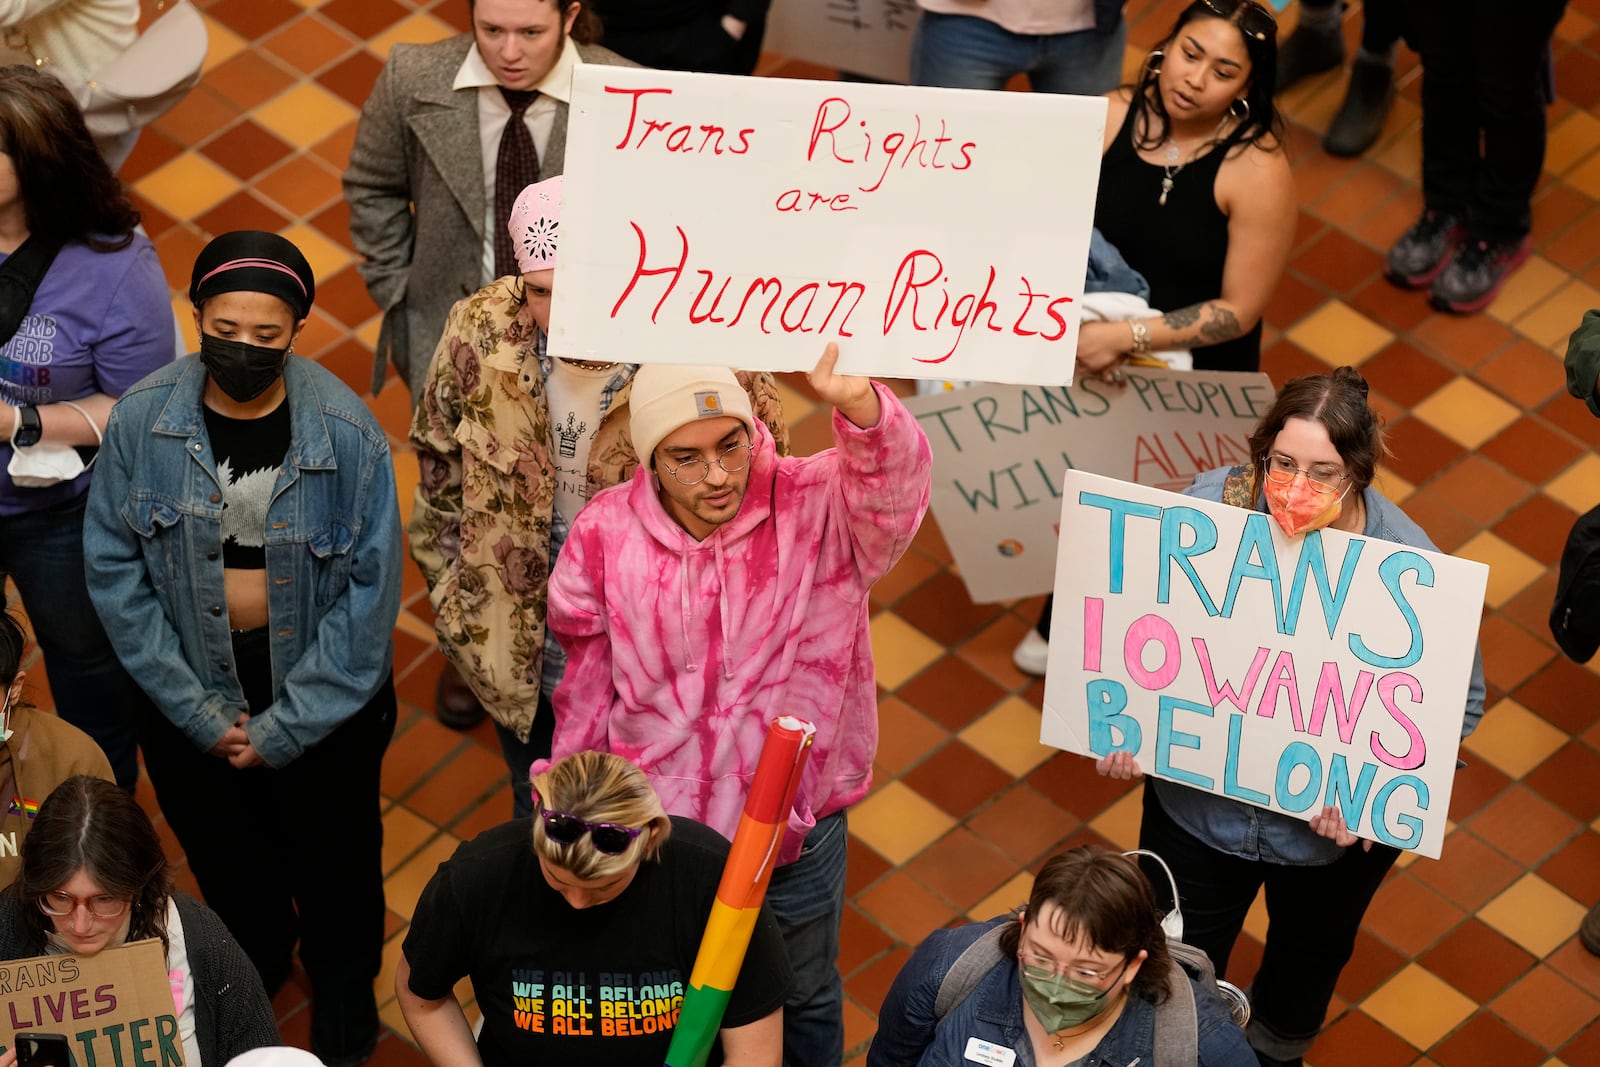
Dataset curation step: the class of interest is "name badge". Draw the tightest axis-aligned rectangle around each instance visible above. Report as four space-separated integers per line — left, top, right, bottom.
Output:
963 1037 1016 1067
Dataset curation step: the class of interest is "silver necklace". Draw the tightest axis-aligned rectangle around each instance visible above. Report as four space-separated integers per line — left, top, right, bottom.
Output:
1158 117 1230 207
1159 142 1182 206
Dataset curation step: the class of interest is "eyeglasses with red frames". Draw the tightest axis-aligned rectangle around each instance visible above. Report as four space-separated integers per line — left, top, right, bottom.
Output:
38 891 130 919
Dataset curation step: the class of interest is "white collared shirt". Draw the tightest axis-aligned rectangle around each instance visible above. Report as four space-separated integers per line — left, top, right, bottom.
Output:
454 35 582 284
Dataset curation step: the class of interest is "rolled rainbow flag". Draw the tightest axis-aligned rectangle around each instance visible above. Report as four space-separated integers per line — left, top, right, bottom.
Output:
663 715 816 1067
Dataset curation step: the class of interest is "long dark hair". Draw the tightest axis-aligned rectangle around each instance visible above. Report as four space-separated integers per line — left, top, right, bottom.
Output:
1131 1 1283 157
0 610 23 696
6 776 172 955
999 846 1175 1005
1248 366 1387 495
0 65 139 250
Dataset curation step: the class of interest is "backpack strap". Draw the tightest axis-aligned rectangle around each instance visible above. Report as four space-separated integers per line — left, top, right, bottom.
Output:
1152 958 1199 1066
934 924 1008 1020
0 235 66 347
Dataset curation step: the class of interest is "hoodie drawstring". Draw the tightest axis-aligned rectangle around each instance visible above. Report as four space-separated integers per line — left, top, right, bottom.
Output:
675 534 738 681
713 535 735 681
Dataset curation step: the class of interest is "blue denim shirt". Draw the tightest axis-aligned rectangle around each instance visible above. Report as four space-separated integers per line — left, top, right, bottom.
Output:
1153 467 1491 865
84 356 402 768
867 918 1255 1067
1086 229 1151 301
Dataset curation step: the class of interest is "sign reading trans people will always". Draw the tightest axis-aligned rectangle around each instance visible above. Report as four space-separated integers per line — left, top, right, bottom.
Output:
904 369 1275 603
552 65 1106 385
1041 471 1488 859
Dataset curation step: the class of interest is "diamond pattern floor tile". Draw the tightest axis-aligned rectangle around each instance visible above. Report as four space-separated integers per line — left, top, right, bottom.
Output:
28 7 1600 1064
868 612 944 689
1480 874 1590 958
1365 962 1480 1050
1463 700 1571 778
1414 377 1524 450
848 781 955 866
1286 300 1395 366
1492 964 1600 1052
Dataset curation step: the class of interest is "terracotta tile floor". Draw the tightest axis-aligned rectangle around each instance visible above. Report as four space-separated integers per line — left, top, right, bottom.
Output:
7 0 1600 1064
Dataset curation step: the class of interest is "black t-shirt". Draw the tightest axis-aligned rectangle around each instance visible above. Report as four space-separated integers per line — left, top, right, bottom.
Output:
202 399 291 569
402 816 793 1067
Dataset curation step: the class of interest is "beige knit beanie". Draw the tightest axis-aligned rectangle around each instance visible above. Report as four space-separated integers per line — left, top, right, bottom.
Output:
629 364 756 464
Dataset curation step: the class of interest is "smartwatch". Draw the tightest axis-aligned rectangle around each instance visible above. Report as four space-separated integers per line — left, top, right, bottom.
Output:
11 405 42 448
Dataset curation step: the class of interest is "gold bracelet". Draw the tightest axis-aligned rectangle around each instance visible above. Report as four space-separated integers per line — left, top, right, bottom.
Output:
1129 319 1152 357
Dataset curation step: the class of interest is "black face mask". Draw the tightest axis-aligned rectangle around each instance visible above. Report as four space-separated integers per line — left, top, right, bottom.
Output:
199 333 290 403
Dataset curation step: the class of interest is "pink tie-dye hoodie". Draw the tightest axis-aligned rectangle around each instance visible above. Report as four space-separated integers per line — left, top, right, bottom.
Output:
543 381 932 864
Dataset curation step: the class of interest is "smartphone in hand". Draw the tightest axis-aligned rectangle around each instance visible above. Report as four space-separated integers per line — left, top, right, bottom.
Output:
15 1032 72 1067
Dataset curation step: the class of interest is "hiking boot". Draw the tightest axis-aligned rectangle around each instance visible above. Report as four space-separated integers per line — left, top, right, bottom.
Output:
1384 210 1464 289
1429 234 1533 314
1580 899 1600 956
1275 23 1346 93
1323 55 1395 157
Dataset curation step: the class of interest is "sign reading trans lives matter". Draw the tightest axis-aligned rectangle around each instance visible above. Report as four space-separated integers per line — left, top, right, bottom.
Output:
552 66 1107 385
1041 471 1488 858
904 369 1275 603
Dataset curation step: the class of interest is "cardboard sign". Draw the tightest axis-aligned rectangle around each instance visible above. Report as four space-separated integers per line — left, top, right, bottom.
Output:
1 939 183 1067
552 65 1106 385
765 0 919 84
905 369 1275 602
1040 471 1488 858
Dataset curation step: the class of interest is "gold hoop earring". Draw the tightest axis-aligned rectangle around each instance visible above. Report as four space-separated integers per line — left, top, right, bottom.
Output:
1230 97 1250 123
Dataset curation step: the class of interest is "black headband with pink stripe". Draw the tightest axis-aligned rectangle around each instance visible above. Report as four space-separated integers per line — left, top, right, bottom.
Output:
189 231 315 319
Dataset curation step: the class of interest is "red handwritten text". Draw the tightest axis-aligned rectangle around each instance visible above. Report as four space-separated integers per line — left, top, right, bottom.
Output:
606 86 755 155
609 223 1075 364
807 97 976 194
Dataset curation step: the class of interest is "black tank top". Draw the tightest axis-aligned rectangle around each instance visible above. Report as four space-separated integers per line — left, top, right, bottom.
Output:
1095 103 1263 372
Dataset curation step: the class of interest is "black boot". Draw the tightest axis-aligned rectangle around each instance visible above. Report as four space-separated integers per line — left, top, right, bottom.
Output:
1275 23 1346 93
1323 54 1395 157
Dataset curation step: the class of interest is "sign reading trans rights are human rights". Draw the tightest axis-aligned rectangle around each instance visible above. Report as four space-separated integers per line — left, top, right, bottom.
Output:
1041 472 1488 859
551 65 1107 385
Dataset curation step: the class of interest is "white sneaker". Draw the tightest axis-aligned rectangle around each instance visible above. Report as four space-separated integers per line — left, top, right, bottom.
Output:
1012 631 1050 676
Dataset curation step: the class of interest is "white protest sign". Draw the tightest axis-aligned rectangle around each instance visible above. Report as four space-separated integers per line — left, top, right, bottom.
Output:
552 66 1106 385
1040 471 1488 858
765 0 919 84
906 369 1274 602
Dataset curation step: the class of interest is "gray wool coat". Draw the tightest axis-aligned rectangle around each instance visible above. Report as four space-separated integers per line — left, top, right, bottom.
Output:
343 35 634 398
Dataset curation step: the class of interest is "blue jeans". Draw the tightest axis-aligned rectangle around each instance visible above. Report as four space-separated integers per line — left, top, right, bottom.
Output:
766 810 849 1067
493 689 556 819
0 492 140 790
911 11 1127 94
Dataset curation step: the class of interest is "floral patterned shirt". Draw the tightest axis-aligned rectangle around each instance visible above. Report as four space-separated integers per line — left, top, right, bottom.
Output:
407 278 790 740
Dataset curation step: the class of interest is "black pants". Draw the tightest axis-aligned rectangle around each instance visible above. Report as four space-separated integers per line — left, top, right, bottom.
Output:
603 15 766 75
1137 782 1399 1059
1299 0 1407 52
1404 0 1566 240
137 628 395 1056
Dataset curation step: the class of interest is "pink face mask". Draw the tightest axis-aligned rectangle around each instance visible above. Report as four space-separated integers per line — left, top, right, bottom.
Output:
1265 476 1348 538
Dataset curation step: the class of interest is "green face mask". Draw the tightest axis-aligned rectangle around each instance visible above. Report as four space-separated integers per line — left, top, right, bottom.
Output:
1019 960 1127 1033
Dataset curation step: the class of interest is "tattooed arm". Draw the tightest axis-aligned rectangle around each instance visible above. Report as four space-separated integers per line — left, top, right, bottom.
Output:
1098 142 1296 362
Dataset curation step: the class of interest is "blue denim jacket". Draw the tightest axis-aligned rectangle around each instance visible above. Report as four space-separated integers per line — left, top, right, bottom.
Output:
868 918 1254 1067
84 356 402 768
1152 467 1490 865
1086 228 1151 301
